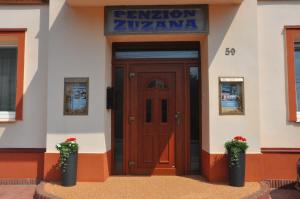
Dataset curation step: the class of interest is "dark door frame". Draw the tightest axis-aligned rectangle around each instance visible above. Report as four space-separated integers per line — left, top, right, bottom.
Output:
111 42 202 175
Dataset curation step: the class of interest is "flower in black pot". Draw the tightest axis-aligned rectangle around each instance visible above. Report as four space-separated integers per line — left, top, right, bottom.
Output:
56 137 79 187
225 136 248 187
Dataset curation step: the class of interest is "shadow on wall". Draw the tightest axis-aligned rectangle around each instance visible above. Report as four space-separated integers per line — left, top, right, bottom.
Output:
208 4 239 67
201 4 240 154
46 2 108 137
44 2 111 182
0 6 48 148
0 5 49 179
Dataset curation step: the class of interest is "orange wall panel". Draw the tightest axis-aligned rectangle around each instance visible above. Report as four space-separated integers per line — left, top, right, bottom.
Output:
43 151 111 182
261 153 299 180
202 150 299 182
0 151 44 179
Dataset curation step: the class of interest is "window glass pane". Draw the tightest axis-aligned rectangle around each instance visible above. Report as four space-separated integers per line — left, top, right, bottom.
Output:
114 67 124 173
295 43 300 112
161 99 168 123
115 50 199 59
0 47 17 112
148 80 167 89
146 99 152 123
190 67 200 173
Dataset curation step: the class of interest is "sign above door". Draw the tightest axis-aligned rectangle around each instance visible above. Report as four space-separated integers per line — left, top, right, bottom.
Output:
104 5 209 35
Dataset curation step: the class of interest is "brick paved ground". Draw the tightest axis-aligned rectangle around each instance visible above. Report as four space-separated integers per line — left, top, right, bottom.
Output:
270 189 300 199
43 176 261 199
0 185 36 199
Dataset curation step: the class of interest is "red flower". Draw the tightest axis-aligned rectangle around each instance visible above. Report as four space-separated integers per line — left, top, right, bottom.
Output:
234 136 241 140
234 136 246 142
66 137 76 142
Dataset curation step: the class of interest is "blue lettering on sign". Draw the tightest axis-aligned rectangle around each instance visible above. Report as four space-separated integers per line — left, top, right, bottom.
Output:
114 10 125 18
156 21 167 30
127 21 135 31
185 19 198 30
112 9 201 33
127 10 137 19
139 10 151 19
152 10 162 19
114 20 126 31
169 20 183 30
162 10 169 19
170 10 182 18
141 21 153 31
184 10 196 17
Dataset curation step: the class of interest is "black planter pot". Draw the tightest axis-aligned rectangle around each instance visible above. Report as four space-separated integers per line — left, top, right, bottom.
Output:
61 152 78 187
228 151 245 187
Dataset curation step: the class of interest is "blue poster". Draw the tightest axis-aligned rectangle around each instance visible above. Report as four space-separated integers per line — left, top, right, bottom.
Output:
220 82 243 114
70 85 88 112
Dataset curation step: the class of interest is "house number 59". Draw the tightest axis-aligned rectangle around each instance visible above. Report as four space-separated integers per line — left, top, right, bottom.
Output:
225 48 236 56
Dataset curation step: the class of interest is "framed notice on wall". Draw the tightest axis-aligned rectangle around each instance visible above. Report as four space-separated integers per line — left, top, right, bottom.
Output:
219 77 244 115
64 78 89 115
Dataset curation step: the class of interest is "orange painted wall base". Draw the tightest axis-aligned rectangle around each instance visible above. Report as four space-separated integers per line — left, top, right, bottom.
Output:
0 149 111 182
0 149 45 179
0 148 297 183
201 150 299 182
43 151 111 182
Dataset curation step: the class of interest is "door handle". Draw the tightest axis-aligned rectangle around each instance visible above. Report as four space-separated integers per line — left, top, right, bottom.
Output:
174 112 181 125
128 116 135 124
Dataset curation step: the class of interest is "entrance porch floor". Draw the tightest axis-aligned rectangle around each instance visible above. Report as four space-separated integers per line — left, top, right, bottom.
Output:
43 176 261 199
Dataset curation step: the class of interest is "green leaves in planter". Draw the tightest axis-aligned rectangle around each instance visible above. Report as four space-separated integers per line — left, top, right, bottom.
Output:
225 136 248 167
56 138 79 173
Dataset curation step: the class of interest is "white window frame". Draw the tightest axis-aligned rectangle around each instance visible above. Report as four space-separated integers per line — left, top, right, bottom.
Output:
0 112 16 122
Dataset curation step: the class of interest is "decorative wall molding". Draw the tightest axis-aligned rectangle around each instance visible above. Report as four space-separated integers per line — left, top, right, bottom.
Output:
261 148 300 153
0 0 48 4
0 148 46 153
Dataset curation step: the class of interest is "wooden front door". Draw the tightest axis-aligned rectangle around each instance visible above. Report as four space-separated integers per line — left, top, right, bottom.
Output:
128 64 184 175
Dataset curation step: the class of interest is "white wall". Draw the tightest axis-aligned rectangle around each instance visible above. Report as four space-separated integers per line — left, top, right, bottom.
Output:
48 0 263 154
0 0 296 154
47 1 109 153
0 0 268 154
258 1 300 148
0 5 48 148
207 0 260 153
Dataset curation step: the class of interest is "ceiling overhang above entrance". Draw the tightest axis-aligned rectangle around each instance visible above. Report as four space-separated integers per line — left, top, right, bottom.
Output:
66 0 243 7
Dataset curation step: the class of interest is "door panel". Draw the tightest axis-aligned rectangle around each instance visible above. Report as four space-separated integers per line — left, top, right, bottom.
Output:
129 64 183 175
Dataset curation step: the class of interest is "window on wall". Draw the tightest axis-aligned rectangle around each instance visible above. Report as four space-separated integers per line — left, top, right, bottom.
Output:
0 47 17 116
189 66 200 173
295 42 300 116
286 27 300 122
113 67 124 174
0 30 25 122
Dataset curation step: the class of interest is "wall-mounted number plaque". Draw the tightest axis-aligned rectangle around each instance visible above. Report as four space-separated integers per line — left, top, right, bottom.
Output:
219 77 244 115
64 78 89 115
